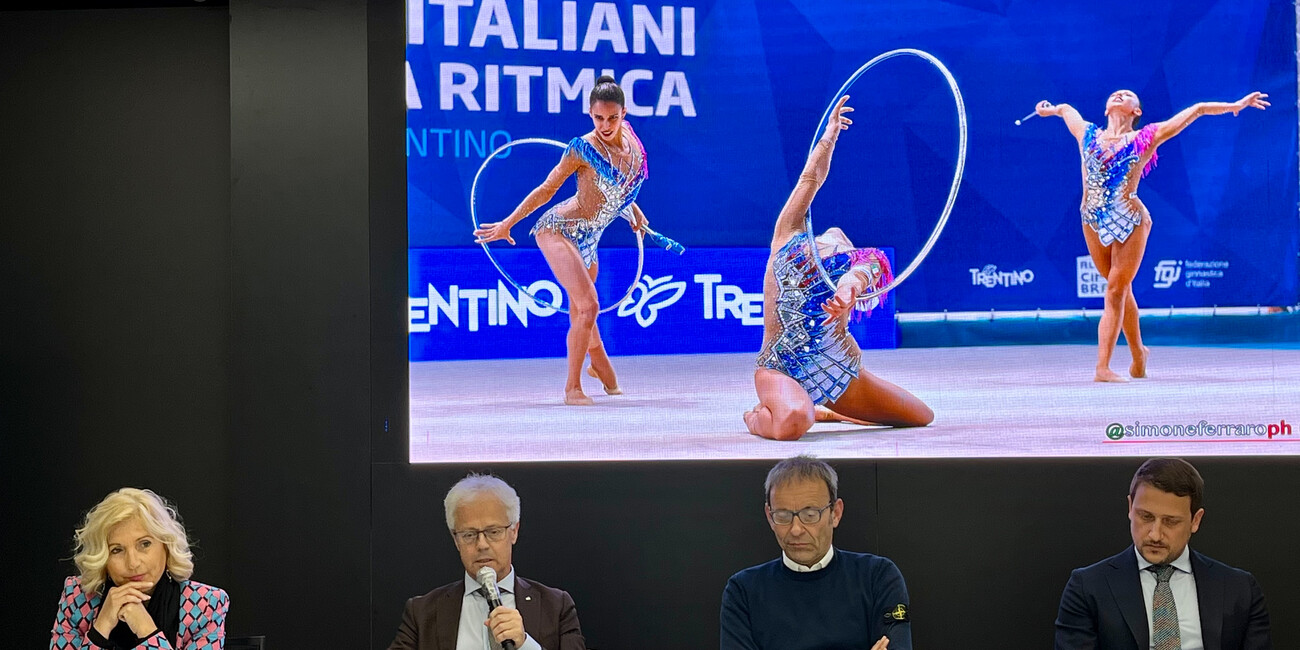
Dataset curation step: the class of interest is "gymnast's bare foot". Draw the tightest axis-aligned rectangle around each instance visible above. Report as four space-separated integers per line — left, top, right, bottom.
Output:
586 365 623 395
1094 367 1129 383
1129 345 1150 378
814 405 876 426
565 387 595 406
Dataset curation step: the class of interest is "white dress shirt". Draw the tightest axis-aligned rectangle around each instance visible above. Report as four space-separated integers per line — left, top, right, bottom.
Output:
782 546 835 572
456 568 542 650
1135 547 1203 650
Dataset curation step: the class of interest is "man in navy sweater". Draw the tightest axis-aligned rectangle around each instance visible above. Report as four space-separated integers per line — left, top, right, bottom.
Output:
720 455 910 650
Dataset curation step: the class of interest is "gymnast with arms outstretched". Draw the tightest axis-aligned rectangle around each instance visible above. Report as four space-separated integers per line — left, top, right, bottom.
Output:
744 95 934 441
1036 89 1269 382
474 76 650 406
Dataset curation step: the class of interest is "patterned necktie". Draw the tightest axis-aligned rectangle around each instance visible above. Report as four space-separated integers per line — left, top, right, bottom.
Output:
1149 564 1181 650
475 588 504 650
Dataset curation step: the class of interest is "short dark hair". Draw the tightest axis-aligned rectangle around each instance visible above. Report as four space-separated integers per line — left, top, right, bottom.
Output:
1129 458 1203 514
764 455 838 504
588 75 624 108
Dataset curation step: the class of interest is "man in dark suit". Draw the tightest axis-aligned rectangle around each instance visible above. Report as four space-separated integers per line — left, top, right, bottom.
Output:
389 474 585 650
1055 458 1270 650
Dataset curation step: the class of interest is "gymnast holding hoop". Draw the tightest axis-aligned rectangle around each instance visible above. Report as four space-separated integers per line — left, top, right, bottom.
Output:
744 95 935 441
474 76 649 406
1035 89 1269 382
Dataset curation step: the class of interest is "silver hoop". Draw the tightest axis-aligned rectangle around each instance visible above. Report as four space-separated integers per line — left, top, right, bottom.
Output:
806 48 968 301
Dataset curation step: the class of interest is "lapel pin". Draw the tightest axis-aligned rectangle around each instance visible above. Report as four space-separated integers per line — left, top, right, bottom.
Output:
525 596 532 601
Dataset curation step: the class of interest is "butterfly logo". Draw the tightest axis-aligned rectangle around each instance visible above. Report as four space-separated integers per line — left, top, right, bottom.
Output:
618 274 687 327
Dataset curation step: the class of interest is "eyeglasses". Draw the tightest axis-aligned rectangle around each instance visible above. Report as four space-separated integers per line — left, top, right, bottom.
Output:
768 501 834 526
451 525 513 546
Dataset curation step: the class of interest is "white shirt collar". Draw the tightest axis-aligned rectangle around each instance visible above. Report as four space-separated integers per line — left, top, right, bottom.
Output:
462 566 515 598
1134 546 1193 575
782 546 835 572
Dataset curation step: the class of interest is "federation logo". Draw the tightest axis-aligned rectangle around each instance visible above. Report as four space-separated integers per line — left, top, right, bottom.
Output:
618 274 688 327
1153 260 1182 289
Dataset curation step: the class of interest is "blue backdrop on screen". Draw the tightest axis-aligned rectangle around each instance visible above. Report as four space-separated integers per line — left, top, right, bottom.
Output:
409 247 897 361
408 1 1298 356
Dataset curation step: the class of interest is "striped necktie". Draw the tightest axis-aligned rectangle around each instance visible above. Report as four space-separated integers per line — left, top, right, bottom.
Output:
1149 564 1181 650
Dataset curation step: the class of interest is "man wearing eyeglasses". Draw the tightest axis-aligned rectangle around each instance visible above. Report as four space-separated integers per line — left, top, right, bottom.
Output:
389 474 586 650
721 455 909 650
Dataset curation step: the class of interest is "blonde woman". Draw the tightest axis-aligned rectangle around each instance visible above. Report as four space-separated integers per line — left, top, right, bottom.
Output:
49 488 228 649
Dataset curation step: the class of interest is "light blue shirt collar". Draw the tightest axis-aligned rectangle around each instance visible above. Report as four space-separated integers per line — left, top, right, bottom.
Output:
1134 546 1193 575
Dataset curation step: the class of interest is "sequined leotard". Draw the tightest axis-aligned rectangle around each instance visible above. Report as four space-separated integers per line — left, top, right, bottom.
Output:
1080 122 1159 246
757 232 892 405
530 124 649 268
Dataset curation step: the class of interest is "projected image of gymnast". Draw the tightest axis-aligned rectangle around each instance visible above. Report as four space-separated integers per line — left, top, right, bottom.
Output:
474 76 650 406
1035 89 1269 382
744 96 935 442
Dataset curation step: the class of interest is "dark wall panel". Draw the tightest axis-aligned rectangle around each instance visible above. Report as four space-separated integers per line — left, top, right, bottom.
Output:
227 0 372 645
368 0 409 467
0 7 231 645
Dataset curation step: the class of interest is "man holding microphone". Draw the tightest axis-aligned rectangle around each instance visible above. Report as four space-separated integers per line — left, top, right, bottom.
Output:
389 474 586 650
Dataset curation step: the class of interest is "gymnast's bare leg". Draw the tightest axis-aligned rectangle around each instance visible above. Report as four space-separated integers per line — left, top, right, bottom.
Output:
536 231 600 406
584 259 622 394
819 371 934 427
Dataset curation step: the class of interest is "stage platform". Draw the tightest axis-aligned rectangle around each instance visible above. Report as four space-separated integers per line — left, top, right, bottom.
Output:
410 344 1300 463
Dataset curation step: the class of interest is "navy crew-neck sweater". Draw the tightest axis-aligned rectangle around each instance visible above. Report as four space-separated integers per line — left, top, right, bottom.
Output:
720 549 912 650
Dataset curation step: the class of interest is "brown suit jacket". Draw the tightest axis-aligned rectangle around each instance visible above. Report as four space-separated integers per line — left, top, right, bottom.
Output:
388 576 586 650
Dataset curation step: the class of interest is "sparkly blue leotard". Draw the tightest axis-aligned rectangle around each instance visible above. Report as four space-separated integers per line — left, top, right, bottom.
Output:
530 124 649 268
757 232 891 405
1080 122 1159 246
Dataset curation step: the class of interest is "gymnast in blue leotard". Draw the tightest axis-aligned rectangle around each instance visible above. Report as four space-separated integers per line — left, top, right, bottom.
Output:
744 95 934 441
474 76 649 405
526 128 647 269
1036 89 1269 382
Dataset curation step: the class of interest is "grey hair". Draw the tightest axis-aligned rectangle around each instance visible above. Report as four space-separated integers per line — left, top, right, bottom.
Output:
444 474 521 531
764 455 838 504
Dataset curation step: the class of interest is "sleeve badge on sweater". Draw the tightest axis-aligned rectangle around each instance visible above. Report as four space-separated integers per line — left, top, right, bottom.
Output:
883 603 909 622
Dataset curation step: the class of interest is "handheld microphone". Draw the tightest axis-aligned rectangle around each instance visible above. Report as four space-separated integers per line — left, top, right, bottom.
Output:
475 566 517 650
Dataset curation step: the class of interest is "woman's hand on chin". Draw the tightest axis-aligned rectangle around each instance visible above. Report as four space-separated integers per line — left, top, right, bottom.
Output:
93 581 152 636
118 601 159 638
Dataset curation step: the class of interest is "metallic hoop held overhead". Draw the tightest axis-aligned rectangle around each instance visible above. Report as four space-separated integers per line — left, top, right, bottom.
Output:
470 137 645 315
806 48 969 301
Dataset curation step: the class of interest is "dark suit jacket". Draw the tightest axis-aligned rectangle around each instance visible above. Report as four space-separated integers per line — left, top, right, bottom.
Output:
1054 546 1270 650
389 575 586 650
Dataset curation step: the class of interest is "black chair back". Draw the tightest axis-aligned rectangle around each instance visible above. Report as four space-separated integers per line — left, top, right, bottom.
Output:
226 635 266 650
